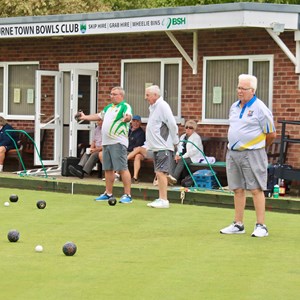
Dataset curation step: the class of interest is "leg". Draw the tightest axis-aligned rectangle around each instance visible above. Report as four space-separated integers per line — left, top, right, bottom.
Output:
104 170 115 195
133 153 144 179
119 169 131 195
233 188 246 223
82 151 100 175
156 171 168 200
0 146 6 171
251 188 266 224
0 146 6 164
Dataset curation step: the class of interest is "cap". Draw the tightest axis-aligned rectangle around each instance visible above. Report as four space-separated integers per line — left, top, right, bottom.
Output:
132 115 141 121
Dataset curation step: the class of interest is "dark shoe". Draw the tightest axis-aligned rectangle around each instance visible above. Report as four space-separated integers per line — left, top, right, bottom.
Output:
68 165 84 179
131 178 139 184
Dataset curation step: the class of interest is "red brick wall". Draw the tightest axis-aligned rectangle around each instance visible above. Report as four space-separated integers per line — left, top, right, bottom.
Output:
1 27 300 167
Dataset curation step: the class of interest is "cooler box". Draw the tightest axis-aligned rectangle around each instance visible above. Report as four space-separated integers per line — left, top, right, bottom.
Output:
193 169 217 189
61 157 80 176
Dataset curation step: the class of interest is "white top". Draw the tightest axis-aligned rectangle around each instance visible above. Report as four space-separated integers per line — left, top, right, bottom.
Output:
146 97 179 151
228 96 275 151
177 131 204 163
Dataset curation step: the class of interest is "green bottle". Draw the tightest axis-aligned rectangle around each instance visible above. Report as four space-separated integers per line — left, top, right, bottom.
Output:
273 184 279 199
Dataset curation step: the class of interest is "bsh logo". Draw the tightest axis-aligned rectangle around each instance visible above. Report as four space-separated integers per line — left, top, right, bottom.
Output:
164 17 186 29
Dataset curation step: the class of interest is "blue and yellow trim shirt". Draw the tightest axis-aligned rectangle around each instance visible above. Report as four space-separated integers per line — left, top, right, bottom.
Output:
228 96 276 151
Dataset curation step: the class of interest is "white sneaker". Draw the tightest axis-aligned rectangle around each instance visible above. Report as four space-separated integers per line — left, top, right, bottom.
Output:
102 173 120 182
147 198 170 208
115 173 120 182
167 174 177 185
251 223 269 237
220 222 245 234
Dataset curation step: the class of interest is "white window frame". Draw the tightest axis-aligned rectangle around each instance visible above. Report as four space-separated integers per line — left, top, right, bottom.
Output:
0 61 39 120
202 55 274 125
121 58 183 123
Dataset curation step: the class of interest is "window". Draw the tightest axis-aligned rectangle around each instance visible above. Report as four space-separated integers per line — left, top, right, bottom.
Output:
0 62 39 119
0 67 3 112
121 58 182 122
202 55 273 124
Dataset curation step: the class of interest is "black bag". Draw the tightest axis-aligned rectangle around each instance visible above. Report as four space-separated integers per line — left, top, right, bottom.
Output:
181 175 194 187
267 163 292 191
61 157 80 176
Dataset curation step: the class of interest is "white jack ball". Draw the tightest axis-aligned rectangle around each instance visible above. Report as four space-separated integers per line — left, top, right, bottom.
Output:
4 202 10 207
35 245 43 252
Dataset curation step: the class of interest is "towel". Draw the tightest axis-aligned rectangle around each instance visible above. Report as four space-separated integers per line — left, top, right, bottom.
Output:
199 156 216 164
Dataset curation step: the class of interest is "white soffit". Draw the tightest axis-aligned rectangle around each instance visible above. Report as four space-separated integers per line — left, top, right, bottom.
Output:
187 11 299 30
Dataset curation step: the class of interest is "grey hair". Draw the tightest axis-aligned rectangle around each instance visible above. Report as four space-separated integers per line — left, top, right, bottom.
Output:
0 116 7 126
239 74 257 92
146 85 161 97
112 86 125 97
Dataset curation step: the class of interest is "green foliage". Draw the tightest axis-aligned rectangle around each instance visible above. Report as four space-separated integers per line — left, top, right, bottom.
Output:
0 0 110 17
0 0 298 17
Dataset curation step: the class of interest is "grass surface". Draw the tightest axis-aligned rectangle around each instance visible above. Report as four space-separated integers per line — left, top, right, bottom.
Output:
0 187 299 300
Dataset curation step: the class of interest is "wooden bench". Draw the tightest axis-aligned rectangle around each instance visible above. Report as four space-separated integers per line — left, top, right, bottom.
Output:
190 137 289 186
4 130 35 171
121 137 289 184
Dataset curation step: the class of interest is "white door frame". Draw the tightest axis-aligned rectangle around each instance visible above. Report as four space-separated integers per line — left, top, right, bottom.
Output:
35 70 63 166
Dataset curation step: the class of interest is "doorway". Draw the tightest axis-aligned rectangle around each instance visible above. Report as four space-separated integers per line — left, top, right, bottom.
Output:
35 63 98 166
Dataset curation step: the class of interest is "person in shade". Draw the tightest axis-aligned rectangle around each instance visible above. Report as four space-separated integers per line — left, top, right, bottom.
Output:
68 119 103 179
220 74 276 238
78 86 133 204
0 116 18 172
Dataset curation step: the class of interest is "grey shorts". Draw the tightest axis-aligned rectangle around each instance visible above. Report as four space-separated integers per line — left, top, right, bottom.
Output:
226 148 268 191
102 143 128 171
153 150 173 173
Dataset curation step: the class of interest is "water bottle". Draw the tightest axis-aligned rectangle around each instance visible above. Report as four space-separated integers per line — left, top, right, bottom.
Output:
273 184 279 199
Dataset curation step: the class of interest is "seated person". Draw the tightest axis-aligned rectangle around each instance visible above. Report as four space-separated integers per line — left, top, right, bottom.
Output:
114 115 146 182
68 119 103 179
169 120 204 184
127 115 145 152
127 143 153 183
0 117 18 172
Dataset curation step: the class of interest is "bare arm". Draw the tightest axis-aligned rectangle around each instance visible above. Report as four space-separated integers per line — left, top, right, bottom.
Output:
79 112 101 121
266 132 276 147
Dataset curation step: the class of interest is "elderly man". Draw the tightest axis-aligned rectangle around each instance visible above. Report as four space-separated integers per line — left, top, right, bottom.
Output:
78 86 133 204
145 85 179 208
220 74 276 237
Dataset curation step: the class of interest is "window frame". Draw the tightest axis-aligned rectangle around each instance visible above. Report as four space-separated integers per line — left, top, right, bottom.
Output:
202 55 274 125
0 61 39 120
121 58 183 123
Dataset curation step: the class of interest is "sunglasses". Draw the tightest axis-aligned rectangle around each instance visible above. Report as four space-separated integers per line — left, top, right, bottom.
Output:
185 126 194 130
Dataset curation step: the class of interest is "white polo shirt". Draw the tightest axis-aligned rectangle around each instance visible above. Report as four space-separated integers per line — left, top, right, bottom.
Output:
228 96 276 151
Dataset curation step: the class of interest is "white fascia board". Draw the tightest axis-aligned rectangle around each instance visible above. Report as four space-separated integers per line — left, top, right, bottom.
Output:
187 11 299 31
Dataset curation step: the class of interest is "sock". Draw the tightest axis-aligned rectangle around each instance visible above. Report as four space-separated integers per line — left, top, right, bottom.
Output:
0 165 3 171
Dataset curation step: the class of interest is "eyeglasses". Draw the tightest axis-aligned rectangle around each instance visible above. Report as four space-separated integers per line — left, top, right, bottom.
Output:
110 93 120 96
237 87 252 91
185 126 194 130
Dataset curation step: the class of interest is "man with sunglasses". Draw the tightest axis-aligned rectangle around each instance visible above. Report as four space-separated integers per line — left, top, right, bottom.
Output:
78 86 133 204
220 74 276 237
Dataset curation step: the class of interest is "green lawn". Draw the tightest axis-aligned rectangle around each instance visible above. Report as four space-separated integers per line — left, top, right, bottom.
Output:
0 187 299 300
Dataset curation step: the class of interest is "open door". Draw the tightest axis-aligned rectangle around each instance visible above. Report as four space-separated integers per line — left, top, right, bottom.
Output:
68 69 97 157
35 67 97 168
35 71 63 166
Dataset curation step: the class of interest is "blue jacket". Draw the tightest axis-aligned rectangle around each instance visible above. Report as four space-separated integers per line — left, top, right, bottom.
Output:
0 124 18 151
